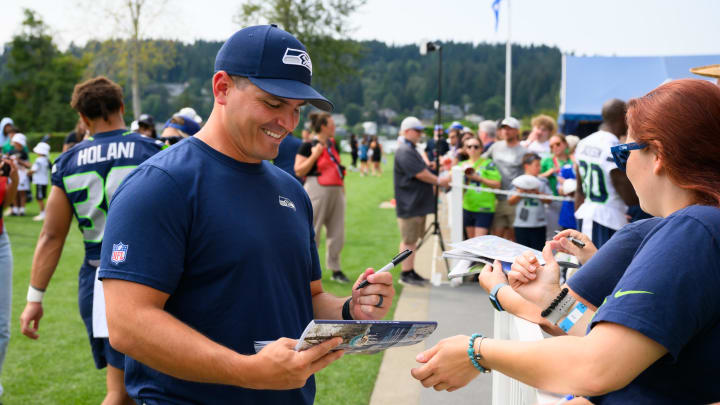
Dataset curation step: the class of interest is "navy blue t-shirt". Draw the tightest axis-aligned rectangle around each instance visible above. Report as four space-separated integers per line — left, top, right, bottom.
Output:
51 129 164 260
98 137 322 404
274 134 302 180
589 205 720 404
567 217 662 308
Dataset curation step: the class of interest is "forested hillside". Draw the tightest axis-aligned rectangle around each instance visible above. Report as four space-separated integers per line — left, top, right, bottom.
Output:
2 34 561 131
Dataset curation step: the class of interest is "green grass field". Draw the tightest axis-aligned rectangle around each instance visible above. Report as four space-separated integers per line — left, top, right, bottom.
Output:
2 153 400 404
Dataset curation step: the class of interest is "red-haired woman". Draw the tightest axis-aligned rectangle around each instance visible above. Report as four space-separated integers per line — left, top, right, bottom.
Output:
410 79 720 404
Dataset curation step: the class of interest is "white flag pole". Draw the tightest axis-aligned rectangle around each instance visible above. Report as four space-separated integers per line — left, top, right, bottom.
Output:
504 0 512 118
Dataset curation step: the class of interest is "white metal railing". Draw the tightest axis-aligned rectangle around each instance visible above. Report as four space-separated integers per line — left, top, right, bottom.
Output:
447 166 561 405
492 311 561 405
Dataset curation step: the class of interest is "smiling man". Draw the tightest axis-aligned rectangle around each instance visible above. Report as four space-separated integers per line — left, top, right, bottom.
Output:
97 25 394 404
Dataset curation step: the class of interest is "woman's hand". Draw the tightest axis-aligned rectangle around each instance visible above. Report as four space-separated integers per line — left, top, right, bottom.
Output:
478 261 508 293
508 244 562 309
411 335 480 392
548 230 596 265
310 142 325 158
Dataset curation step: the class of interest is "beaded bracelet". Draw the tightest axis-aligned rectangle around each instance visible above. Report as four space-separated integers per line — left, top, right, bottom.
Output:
467 333 491 373
541 287 569 317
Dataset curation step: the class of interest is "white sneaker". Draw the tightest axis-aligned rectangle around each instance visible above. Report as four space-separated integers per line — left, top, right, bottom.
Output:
33 212 45 221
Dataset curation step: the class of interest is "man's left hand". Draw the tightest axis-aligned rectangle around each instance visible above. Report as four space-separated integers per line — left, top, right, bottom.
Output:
350 269 395 320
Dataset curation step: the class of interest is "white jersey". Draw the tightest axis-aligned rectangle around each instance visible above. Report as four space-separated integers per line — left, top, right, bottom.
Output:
31 156 50 185
574 130 628 231
525 140 551 159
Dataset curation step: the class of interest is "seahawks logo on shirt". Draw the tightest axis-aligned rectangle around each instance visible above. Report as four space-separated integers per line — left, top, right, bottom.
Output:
279 196 296 211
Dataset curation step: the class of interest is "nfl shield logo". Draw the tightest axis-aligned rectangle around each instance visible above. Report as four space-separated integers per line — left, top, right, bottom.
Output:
111 242 128 264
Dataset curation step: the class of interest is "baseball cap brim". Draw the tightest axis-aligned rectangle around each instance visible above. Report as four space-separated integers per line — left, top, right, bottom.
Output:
249 77 334 112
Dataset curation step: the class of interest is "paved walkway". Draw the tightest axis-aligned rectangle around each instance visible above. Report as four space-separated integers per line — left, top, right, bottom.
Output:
369 196 494 405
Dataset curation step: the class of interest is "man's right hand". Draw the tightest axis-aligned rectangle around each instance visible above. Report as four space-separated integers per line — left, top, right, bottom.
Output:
438 173 451 187
20 302 44 339
246 337 344 390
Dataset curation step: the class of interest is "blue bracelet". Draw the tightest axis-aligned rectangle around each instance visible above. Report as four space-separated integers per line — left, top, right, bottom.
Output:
468 333 490 373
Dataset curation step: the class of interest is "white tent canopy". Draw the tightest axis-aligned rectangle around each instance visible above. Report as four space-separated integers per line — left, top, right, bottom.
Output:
559 54 719 135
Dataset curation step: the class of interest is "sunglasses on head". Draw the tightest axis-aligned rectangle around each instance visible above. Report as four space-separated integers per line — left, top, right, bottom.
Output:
162 136 185 145
610 142 647 171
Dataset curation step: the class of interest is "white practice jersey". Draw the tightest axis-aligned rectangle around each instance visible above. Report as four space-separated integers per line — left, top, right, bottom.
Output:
574 130 628 231
31 156 50 185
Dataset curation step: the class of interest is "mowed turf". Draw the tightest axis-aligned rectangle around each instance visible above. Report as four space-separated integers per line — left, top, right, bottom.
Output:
2 152 401 404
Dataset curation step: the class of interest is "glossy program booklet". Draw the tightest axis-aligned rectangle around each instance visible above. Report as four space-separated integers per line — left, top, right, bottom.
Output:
254 320 438 355
443 235 543 278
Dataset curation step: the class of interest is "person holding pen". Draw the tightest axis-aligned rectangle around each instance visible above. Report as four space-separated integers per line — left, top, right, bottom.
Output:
477 217 660 337
98 26 395 405
411 79 720 404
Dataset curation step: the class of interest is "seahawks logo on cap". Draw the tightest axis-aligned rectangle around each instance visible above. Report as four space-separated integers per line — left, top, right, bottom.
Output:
282 48 313 74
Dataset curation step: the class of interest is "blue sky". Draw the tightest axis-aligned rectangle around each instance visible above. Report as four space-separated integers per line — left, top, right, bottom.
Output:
3 0 719 57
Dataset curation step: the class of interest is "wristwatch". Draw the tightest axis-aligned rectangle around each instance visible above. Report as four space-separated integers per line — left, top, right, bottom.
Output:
489 283 507 312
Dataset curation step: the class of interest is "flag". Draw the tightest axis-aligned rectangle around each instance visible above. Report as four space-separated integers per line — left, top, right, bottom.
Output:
492 0 502 32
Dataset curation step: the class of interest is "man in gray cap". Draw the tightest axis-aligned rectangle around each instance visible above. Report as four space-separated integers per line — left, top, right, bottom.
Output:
394 116 451 286
482 117 527 240
99 25 395 404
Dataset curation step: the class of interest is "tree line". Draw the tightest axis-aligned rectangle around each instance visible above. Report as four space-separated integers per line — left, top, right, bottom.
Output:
0 10 561 133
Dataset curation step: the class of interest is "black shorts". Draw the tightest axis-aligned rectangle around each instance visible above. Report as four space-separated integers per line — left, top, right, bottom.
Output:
35 184 47 200
576 219 617 249
514 226 546 251
463 210 494 229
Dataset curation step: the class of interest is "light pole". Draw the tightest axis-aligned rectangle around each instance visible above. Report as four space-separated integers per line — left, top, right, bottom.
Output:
420 41 442 130
419 41 448 284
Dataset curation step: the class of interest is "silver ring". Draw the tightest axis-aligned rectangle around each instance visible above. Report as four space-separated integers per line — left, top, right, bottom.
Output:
375 295 384 308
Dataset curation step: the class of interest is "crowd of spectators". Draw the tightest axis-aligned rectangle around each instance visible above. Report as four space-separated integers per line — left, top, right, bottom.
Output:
412 78 720 405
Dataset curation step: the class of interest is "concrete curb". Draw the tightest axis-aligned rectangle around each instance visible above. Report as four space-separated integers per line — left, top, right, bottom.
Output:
369 199 451 405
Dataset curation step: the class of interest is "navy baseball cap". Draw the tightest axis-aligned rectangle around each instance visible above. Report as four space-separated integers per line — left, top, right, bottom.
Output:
164 115 200 136
214 25 333 112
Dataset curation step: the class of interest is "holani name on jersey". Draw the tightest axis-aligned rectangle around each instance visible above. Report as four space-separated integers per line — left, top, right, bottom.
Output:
77 142 136 166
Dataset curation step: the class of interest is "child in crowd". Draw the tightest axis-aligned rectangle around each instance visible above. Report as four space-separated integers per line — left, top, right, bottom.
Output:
508 153 552 250
8 133 30 216
29 142 51 221
557 162 577 230
358 136 369 176
558 178 577 230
